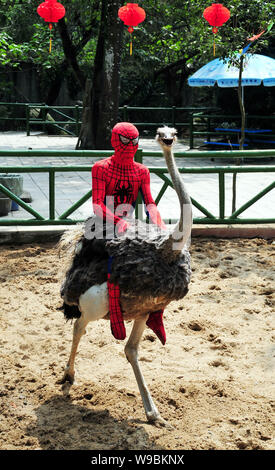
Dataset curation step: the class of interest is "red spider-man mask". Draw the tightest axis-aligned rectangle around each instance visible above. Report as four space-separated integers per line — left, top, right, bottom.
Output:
111 122 139 164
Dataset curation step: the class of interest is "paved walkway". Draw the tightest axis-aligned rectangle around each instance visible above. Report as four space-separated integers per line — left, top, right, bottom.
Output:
0 131 274 225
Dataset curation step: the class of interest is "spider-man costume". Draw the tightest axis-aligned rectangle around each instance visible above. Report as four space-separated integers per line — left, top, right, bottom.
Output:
91 122 166 345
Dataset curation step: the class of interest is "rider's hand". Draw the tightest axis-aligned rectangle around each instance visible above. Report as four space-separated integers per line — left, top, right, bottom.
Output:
116 219 129 236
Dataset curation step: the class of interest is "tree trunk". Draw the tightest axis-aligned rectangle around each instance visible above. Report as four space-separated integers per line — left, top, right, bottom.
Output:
76 0 123 149
58 19 87 90
45 63 67 104
76 79 92 148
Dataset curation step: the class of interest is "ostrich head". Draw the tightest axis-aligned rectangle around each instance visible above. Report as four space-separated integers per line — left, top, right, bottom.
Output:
156 126 177 149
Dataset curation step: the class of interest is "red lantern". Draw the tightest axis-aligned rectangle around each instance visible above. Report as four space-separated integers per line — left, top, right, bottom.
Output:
37 0 66 53
118 3 146 55
203 3 230 55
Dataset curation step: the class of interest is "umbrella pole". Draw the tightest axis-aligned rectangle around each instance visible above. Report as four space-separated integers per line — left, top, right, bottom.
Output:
238 55 246 151
232 55 245 214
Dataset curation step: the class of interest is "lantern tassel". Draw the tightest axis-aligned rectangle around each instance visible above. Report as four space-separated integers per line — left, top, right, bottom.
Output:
128 27 134 56
213 35 215 56
49 23 53 54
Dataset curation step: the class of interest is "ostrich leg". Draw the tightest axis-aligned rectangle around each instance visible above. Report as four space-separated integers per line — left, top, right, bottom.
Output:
125 317 168 426
58 283 108 388
58 316 89 386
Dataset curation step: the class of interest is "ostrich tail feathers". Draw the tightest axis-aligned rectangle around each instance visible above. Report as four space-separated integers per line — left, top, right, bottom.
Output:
58 224 85 255
61 302 82 320
57 223 85 279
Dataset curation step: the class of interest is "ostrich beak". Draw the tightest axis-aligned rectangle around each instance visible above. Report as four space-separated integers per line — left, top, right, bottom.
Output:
161 138 174 146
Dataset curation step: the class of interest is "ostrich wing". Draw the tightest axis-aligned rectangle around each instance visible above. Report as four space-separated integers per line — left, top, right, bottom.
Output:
60 219 191 308
108 235 191 301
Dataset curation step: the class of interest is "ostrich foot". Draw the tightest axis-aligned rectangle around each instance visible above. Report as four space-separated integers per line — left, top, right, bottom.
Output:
147 413 173 429
57 369 75 396
57 368 75 385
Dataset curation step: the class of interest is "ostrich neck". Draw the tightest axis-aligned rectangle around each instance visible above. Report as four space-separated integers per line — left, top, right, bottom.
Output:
163 147 191 213
162 146 192 253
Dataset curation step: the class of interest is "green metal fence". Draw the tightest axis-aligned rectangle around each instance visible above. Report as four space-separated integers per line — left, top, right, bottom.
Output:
1 102 219 136
2 102 275 149
26 104 82 136
25 104 218 136
120 105 219 130
0 148 274 226
0 102 43 127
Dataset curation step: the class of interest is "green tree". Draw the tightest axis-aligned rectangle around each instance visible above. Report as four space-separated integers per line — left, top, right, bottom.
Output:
0 0 99 102
0 0 274 149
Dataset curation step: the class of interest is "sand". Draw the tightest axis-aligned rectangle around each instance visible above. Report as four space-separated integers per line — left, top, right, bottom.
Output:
0 237 274 451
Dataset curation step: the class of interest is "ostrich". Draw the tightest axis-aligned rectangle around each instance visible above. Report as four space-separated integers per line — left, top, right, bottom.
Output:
58 127 192 426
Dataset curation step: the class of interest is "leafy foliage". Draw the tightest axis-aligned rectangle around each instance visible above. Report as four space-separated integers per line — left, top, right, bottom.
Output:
0 0 274 105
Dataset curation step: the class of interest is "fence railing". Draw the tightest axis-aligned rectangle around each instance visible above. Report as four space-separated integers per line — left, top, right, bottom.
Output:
0 102 219 137
26 105 218 137
120 105 218 130
0 102 43 126
0 149 274 226
26 104 82 136
2 102 275 149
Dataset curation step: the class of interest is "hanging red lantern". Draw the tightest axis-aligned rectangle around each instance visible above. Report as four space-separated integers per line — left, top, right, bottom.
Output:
203 3 230 56
37 0 66 53
118 3 146 55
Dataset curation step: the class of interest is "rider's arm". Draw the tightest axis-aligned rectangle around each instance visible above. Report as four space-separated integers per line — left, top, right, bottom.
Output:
140 168 166 230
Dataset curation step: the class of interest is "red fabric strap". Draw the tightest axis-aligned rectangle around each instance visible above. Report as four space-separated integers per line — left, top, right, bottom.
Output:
107 276 166 344
107 278 166 344
146 309 166 345
107 275 126 340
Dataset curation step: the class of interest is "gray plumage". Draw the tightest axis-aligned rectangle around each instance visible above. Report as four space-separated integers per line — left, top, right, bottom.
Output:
60 217 191 317
108 219 191 300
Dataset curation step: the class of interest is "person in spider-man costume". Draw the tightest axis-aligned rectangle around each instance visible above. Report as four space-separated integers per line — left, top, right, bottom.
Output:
91 122 167 345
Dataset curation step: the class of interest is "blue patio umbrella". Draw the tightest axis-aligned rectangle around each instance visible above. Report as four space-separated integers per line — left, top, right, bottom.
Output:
188 53 275 140
188 54 275 214
188 53 275 88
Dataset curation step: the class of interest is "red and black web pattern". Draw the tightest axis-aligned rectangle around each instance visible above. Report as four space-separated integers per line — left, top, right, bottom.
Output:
91 157 159 224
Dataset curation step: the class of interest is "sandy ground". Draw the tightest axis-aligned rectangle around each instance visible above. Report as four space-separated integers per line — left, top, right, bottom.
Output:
0 237 274 451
